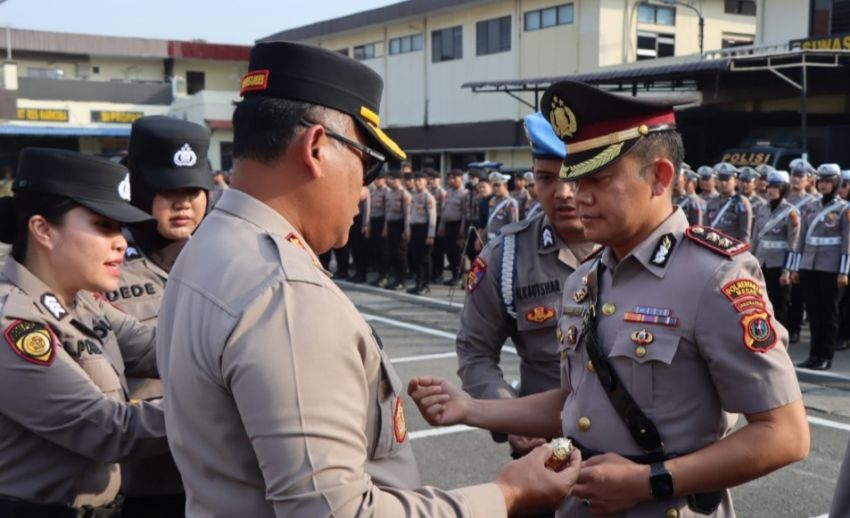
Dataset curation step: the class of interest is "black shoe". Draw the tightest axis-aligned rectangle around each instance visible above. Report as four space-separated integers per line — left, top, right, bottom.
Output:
349 274 367 283
789 332 800 344
797 357 817 368
443 275 461 287
370 276 389 288
387 281 406 291
834 341 850 351
407 285 430 295
431 274 443 284
810 358 832 370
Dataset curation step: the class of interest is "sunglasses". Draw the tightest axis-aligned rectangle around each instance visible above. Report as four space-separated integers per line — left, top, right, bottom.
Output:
299 118 386 185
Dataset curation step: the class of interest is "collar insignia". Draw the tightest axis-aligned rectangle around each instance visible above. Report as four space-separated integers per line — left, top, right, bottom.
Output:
541 225 556 249
40 293 68 320
650 233 676 267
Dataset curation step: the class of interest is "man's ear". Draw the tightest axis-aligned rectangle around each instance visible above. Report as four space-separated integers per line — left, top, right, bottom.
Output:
28 215 55 251
299 124 327 180
649 159 676 198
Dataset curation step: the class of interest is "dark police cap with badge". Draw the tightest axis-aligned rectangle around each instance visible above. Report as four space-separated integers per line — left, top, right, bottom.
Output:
15 148 151 224
540 80 695 180
127 116 214 193
239 40 406 183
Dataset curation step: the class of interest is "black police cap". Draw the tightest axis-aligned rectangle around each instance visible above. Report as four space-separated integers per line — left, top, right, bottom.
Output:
388 170 403 179
541 80 696 180
240 41 406 162
127 116 214 192
15 148 152 224
413 171 427 179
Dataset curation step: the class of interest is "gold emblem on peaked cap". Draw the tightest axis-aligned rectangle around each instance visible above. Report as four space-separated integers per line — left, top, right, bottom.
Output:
549 96 578 139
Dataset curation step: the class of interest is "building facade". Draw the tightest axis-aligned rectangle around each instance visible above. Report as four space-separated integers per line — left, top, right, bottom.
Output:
0 28 250 171
262 0 759 169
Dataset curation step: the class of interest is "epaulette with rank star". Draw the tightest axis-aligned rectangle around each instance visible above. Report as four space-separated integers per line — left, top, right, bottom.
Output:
685 226 750 258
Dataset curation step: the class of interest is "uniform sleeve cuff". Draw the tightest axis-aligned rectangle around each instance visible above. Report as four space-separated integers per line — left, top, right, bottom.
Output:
450 483 508 518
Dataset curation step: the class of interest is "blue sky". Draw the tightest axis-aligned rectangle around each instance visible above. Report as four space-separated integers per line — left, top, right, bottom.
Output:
0 0 399 44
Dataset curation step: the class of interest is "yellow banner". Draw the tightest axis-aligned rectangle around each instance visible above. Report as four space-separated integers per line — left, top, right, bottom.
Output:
17 108 69 122
91 111 144 124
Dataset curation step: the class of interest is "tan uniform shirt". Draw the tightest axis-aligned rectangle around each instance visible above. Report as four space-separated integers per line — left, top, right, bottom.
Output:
752 199 800 270
384 187 412 235
797 197 850 273
486 195 519 241
410 189 437 238
511 188 531 219
430 185 448 217
457 213 587 401
108 236 186 496
370 185 389 220
156 189 505 518
706 193 752 243
0 260 167 507
555 209 801 517
672 193 703 226
439 185 468 230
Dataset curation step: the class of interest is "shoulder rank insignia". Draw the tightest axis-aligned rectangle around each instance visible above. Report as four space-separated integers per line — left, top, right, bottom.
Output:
4 320 56 366
467 257 487 293
685 226 750 258
40 293 68 320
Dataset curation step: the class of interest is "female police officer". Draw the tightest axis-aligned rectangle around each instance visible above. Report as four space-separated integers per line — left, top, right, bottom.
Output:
0 148 168 517
110 115 212 517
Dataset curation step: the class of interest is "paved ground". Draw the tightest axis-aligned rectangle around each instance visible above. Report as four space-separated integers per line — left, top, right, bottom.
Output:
340 275 850 518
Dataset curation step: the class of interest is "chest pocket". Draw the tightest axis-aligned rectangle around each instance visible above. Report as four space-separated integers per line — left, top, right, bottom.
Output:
608 328 680 408
371 347 408 461
516 296 561 333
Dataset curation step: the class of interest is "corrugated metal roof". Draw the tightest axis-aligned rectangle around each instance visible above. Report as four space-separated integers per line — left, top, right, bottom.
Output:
1 28 169 58
259 0 493 43
462 58 730 90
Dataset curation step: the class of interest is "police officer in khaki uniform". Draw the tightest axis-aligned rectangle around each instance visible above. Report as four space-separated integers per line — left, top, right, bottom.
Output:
672 167 703 225
791 163 850 370
411 80 808 518
525 171 543 219
368 170 390 287
111 116 213 517
511 171 532 219
156 41 579 518
437 169 467 286
486 172 519 241
740 166 766 218
427 169 448 282
752 170 800 329
705 162 752 243
697 166 718 201
408 171 437 295
754 164 774 197
383 170 412 290
0 148 169 517
457 111 596 469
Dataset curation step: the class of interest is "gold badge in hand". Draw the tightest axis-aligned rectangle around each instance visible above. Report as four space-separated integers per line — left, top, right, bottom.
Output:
544 438 574 472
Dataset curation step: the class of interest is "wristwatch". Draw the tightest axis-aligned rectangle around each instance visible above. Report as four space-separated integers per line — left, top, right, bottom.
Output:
649 461 674 500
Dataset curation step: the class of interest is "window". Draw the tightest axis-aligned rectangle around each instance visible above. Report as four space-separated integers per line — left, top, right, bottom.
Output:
524 4 574 31
812 0 850 36
389 34 423 55
220 142 233 172
336 48 349 56
354 43 380 60
638 4 676 25
721 33 754 48
476 16 511 56
27 67 64 79
724 0 757 15
636 31 675 60
186 71 205 94
432 26 463 62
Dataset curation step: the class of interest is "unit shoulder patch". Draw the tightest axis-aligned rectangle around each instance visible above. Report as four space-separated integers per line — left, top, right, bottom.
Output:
467 257 487 293
4 320 56 366
685 226 750 258
740 310 778 353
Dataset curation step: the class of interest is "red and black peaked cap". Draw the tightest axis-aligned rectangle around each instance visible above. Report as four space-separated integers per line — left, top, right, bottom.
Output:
240 41 406 161
540 80 696 181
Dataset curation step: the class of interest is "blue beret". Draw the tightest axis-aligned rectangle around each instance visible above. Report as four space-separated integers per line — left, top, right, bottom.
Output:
523 112 566 159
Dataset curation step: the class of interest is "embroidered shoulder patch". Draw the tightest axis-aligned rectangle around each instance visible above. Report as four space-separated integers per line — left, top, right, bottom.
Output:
4 320 56 366
721 279 762 301
526 305 556 324
467 257 487 293
740 310 778 353
685 226 750 258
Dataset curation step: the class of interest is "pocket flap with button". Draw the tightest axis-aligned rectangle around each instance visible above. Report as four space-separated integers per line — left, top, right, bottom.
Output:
610 328 680 365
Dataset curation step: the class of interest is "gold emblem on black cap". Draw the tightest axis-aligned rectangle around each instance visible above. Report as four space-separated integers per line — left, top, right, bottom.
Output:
549 96 577 139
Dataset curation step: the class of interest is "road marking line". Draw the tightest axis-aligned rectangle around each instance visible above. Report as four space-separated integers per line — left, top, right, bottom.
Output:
340 280 465 309
409 424 476 440
393 352 459 364
808 415 850 433
796 368 850 382
361 312 518 355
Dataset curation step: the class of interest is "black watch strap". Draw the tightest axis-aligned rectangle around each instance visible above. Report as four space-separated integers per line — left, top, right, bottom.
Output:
650 461 675 500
